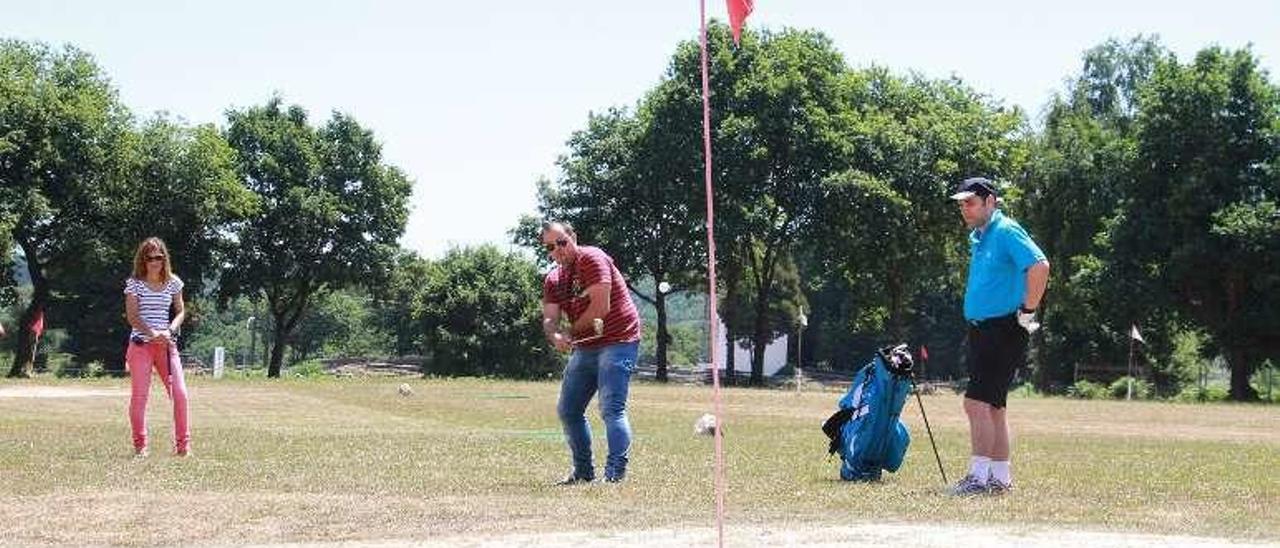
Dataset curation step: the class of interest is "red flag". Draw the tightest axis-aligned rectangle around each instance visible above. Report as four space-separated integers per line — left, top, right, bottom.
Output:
726 0 754 44
920 345 929 361
30 309 44 341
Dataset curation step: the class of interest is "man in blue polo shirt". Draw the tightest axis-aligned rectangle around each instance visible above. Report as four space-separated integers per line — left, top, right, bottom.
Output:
949 177 1049 496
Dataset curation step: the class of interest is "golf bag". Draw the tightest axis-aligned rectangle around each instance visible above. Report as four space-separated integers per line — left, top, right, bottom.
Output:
822 345 914 481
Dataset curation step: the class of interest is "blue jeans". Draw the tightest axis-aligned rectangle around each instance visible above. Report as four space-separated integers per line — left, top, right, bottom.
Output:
557 341 639 481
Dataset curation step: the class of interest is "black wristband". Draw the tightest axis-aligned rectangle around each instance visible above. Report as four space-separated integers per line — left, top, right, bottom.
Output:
1018 305 1036 314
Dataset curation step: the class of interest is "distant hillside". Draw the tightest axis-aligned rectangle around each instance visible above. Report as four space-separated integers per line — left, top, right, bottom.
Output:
633 287 708 326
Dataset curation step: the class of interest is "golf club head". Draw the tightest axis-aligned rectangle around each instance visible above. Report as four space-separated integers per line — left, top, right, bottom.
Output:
880 343 914 377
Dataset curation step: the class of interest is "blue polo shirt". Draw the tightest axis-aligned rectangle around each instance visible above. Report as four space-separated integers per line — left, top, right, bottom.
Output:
964 210 1046 322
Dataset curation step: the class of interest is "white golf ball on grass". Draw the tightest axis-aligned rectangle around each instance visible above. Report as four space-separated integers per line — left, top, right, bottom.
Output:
693 413 719 436
658 281 672 294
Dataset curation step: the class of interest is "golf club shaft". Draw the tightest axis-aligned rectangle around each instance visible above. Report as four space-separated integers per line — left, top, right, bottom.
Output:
911 376 947 485
571 334 603 346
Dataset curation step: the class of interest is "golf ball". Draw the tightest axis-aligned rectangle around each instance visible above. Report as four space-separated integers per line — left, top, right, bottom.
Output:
658 281 671 294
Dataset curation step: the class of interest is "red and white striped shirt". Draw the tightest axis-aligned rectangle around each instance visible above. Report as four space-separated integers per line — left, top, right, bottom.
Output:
542 246 640 348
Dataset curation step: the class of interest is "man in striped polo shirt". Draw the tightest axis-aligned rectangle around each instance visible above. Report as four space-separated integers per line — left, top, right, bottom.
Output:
540 221 642 485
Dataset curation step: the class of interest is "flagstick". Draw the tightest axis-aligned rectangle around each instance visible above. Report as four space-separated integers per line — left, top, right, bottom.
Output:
698 1 726 545
1127 325 1135 401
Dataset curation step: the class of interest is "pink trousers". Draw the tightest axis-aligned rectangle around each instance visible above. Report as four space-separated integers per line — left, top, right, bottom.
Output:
126 341 189 452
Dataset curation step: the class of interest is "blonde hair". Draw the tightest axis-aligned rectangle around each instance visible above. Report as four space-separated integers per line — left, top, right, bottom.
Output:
131 237 174 281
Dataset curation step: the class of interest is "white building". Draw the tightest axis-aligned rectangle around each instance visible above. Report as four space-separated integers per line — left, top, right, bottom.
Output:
705 317 789 377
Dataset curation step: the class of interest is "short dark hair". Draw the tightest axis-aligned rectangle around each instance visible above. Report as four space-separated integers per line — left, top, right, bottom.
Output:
540 220 576 238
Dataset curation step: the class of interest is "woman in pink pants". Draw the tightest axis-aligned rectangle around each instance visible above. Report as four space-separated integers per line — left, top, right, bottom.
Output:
123 237 190 458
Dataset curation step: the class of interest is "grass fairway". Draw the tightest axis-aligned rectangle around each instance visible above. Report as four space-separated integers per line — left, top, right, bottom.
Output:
0 377 1277 546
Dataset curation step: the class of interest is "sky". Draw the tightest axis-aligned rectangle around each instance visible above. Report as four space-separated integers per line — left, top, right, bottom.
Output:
5 0 1278 258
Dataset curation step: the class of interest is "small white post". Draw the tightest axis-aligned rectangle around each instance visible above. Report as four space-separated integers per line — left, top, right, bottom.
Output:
796 309 807 396
213 346 225 379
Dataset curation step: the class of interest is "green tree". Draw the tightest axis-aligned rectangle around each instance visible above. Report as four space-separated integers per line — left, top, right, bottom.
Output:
1116 47 1280 400
289 288 392 362
221 98 411 377
811 68 1027 377
370 249 435 357
55 116 254 372
1020 36 1169 390
671 24 849 385
413 245 558 378
1 40 132 376
520 85 707 381
720 247 806 381
182 295 256 369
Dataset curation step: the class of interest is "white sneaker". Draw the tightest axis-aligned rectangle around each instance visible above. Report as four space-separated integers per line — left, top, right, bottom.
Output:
987 478 1013 495
949 474 988 496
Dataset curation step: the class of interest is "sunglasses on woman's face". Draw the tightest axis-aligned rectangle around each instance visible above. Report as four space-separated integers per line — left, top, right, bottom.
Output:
146 255 166 263
543 239 568 253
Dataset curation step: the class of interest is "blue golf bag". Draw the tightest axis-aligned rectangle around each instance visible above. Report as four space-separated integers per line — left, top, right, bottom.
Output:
822 345 914 481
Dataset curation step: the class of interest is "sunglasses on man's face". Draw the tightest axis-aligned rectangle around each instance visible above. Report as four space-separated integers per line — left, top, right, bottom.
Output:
543 239 569 253
146 255 166 263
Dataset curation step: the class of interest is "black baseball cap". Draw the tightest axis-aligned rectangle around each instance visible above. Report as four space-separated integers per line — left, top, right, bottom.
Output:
949 177 997 201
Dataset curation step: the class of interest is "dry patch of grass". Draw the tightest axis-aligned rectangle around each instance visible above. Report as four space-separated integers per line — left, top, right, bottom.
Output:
0 377 1276 546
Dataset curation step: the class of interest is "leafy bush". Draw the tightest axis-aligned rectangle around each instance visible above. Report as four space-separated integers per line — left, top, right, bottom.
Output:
220 367 269 380
1067 380 1107 399
639 322 706 367
1157 329 1207 395
1173 383 1230 402
1108 376 1153 399
54 360 106 378
1009 382 1039 398
1250 362 1277 402
413 246 558 378
287 360 328 378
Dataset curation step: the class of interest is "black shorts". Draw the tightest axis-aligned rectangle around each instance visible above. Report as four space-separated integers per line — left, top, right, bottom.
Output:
963 313 1028 409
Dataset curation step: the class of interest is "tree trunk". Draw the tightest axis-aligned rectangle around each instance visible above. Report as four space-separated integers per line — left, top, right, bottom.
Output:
655 287 670 382
266 287 312 378
1227 348 1258 401
723 334 736 386
268 313 289 378
722 281 737 386
9 241 49 378
749 280 771 387
750 330 767 386
8 305 41 378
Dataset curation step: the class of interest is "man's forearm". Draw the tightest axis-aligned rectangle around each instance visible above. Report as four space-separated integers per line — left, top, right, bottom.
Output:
574 304 610 333
1023 260 1050 310
573 285 612 333
543 318 561 342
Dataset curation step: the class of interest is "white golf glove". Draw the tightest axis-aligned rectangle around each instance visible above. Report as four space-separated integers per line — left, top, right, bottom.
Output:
1016 306 1040 334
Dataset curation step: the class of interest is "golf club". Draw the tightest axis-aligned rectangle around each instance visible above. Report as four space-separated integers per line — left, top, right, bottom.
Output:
910 350 947 485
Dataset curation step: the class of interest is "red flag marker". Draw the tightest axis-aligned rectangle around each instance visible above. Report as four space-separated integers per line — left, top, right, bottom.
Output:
30 309 44 341
726 0 754 44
